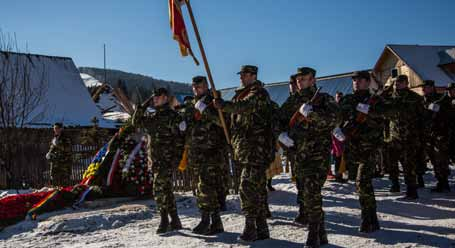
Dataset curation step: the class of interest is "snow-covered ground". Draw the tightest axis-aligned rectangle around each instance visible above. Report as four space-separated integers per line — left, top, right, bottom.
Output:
1 171 455 248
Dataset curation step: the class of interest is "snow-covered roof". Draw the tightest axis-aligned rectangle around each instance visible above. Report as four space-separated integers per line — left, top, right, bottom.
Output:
221 72 356 106
0 52 115 128
383 44 455 87
80 73 103 87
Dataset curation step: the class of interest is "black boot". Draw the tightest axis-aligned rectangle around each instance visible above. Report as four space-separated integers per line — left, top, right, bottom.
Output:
294 204 308 226
256 216 270 240
169 210 182 230
219 193 227 212
305 222 320 248
267 179 276 191
156 211 170 234
401 186 418 200
360 211 380 233
207 211 224 235
389 180 400 193
319 222 328 245
417 175 425 188
192 211 211 235
431 178 451 193
239 217 258 242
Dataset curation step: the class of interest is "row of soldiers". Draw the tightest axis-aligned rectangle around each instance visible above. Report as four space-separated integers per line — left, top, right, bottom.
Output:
47 64 454 247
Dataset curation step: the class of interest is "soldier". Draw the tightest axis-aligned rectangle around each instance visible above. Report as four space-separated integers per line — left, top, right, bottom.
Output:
213 65 273 241
132 88 185 234
421 80 451 192
278 67 338 247
447 83 455 164
336 71 383 233
386 75 425 199
46 122 72 186
279 72 308 226
184 76 226 235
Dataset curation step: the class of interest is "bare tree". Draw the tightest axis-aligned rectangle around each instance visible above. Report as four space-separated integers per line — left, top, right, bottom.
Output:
0 29 48 187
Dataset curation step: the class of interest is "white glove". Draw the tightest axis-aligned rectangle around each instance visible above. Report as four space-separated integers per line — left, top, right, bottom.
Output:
45 152 52 160
428 103 440 112
332 127 346 142
356 103 370 114
179 121 187 131
195 100 207 113
278 132 294 147
452 99 455 106
298 103 313 117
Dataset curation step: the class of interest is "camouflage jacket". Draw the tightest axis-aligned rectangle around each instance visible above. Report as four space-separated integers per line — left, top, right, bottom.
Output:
281 86 339 166
47 133 72 165
385 89 425 143
132 103 184 170
422 92 450 137
185 93 228 164
338 90 385 149
221 80 274 165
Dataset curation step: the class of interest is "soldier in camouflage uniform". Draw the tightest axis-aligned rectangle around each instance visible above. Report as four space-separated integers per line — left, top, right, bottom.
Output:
421 80 451 192
214 65 273 242
447 83 455 165
132 88 185 234
278 67 338 247
279 73 308 226
337 71 383 233
182 76 227 235
386 75 425 200
46 122 72 187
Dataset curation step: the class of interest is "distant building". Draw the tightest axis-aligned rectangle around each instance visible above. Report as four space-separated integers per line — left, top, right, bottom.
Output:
374 44 455 94
0 52 114 128
221 70 366 105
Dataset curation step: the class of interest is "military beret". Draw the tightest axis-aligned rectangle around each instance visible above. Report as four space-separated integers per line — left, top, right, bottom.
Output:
395 75 408 82
447 82 455 90
296 67 316 77
422 80 435 87
351 71 370 80
152 87 169 97
192 76 208 85
237 65 258 75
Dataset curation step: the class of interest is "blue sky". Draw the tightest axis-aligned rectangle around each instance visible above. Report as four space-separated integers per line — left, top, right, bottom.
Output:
2 0 455 89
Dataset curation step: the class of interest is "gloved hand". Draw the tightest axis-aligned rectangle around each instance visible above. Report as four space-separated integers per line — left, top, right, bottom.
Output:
278 132 295 147
45 152 52 160
332 127 346 142
356 103 370 114
428 103 440 112
195 99 207 113
299 103 313 117
179 121 187 132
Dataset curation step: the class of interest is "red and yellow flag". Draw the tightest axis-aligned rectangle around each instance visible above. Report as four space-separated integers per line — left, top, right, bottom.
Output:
169 0 199 65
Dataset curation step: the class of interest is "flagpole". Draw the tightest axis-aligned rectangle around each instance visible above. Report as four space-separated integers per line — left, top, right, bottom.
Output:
184 0 231 145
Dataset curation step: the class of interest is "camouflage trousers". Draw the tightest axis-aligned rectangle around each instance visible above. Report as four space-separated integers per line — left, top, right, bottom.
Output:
352 147 378 217
239 163 268 218
50 162 71 186
194 162 226 212
388 140 418 189
153 167 177 214
424 136 450 181
302 161 327 226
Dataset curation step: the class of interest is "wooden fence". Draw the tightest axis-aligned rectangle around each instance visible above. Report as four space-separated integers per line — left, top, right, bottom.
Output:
0 128 216 192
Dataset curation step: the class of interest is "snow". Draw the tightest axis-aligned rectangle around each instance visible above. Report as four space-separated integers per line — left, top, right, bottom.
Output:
80 73 103 88
1 171 455 248
0 53 115 128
